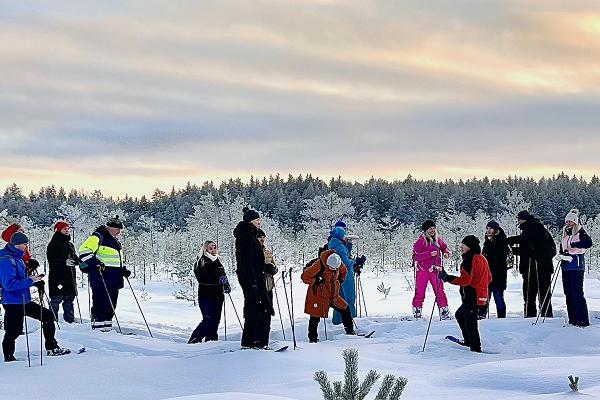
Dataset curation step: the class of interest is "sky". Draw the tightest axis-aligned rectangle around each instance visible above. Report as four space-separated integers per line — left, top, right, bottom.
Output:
1 1 600 197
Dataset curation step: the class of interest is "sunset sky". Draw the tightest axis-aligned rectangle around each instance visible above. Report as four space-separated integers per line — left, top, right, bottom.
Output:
1 1 599 197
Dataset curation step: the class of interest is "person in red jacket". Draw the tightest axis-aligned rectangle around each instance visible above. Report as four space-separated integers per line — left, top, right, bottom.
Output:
439 235 492 353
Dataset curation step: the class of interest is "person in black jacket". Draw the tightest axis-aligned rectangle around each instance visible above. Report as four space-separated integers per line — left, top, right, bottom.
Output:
47 221 79 323
234 207 274 349
256 229 278 349
507 210 556 318
479 221 511 319
188 241 231 344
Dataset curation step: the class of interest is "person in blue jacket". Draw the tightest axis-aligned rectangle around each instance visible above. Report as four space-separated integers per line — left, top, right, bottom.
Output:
0 232 70 362
328 226 366 327
559 209 592 327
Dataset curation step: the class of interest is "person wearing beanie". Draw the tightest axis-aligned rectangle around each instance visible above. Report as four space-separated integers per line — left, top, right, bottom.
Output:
412 220 452 320
559 208 592 327
302 250 355 342
439 235 492 353
2 223 37 271
507 210 556 318
47 221 79 324
78 216 131 331
188 241 230 344
328 226 366 326
255 229 278 348
479 221 511 319
1 233 70 361
233 206 273 349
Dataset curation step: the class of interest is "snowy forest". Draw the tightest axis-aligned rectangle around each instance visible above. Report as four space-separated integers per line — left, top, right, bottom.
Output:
3 173 600 304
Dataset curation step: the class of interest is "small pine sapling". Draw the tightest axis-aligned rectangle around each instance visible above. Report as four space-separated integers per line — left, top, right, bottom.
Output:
568 375 580 392
377 282 391 299
314 348 407 400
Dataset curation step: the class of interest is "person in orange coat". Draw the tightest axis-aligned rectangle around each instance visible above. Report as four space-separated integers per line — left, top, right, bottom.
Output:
439 235 492 353
301 250 356 343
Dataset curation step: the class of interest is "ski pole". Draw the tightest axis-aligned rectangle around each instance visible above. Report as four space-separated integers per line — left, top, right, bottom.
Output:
533 262 559 325
281 270 297 350
39 292 44 366
227 293 243 330
22 294 31 368
288 268 297 350
359 275 368 317
125 277 153 338
87 274 92 328
320 284 328 341
97 267 122 334
44 293 61 330
541 264 562 324
223 297 227 341
273 284 286 340
355 272 361 318
71 266 83 324
422 247 444 352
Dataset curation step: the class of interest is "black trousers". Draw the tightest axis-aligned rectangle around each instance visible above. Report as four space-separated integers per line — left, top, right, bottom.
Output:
240 287 271 348
308 304 353 342
522 260 553 318
255 291 273 348
455 304 481 352
188 296 224 343
3 302 58 359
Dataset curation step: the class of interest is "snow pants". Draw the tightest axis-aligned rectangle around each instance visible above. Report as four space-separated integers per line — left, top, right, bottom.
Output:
562 270 589 327
412 269 448 308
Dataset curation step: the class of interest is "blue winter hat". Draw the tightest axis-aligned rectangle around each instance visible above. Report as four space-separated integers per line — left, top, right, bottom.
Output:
330 227 347 240
334 220 347 229
9 232 29 245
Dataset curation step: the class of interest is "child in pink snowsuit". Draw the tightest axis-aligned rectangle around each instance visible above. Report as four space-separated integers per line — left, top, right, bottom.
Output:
412 220 452 320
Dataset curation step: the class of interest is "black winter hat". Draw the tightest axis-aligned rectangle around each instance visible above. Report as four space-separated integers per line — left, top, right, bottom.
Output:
107 215 124 229
461 235 481 253
421 220 436 231
486 220 500 231
242 207 260 223
517 210 531 220
256 228 266 238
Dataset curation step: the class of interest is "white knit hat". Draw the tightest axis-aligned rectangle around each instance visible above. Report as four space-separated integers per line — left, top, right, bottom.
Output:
565 208 579 224
326 253 342 270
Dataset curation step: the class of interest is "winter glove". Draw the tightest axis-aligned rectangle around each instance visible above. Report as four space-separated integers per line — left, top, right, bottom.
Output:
264 262 278 275
34 280 45 294
354 263 363 276
356 255 367 265
438 269 450 282
122 268 132 278
66 259 78 267
98 262 106 273
219 276 232 294
26 259 40 275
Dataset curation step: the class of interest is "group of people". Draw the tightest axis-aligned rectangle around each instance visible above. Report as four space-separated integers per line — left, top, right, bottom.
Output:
411 208 593 352
1 205 594 361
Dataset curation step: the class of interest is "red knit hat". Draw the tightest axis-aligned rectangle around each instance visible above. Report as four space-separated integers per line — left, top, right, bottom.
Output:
2 223 21 242
54 221 70 232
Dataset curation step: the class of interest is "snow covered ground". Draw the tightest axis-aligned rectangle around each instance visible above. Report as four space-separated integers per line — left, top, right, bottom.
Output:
2 271 600 399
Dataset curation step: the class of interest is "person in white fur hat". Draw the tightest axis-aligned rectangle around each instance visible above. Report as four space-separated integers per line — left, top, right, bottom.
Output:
558 208 592 327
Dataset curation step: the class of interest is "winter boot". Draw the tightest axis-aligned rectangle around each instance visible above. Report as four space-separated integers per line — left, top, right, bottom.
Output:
100 321 113 332
4 355 17 362
497 307 506 318
91 320 105 330
440 306 452 320
47 347 71 356
413 307 422 319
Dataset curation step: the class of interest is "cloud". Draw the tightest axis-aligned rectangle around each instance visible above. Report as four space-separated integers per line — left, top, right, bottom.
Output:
1 1 600 196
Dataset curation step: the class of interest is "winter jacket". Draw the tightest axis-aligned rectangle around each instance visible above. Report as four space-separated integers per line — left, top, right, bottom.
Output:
79 226 125 289
413 234 451 272
560 227 593 271
0 244 33 304
194 255 227 299
507 216 555 275
328 227 355 268
233 221 267 292
301 250 349 318
47 231 78 297
263 248 278 291
2 224 32 262
482 228 511 290
446 253 492 307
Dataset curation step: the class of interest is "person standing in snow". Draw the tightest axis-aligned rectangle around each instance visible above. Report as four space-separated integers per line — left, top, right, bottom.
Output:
412 220 451 320
79 216 131 331
188 241 231 343
439 235 492 353
256 229 277 348
47 221 79 324
507 211 556 318
234 207 274 349
1 232 70 361
559 208 592 327
302 251 356 342
2 223 40 276
479 221 511 319
328 226 365 326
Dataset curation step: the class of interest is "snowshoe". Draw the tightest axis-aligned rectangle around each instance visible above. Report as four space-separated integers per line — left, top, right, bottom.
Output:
413 307 422 319
47 347 71 356
440 307 452 320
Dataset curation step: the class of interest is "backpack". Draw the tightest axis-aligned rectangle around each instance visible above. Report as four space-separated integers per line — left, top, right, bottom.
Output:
303 243 330 283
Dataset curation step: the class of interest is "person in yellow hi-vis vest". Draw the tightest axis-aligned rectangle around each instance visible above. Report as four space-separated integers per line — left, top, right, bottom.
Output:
79 216 131 332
